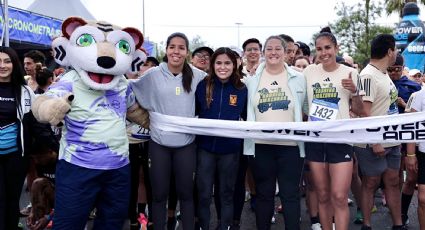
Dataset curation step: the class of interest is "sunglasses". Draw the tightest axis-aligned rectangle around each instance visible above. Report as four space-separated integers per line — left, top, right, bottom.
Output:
387 66 402 72
194 53 210 60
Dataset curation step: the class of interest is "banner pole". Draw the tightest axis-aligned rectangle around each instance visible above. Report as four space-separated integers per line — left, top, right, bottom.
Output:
4 0 8 47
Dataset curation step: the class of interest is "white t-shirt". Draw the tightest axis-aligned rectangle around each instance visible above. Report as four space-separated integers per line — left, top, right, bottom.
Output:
254 69 296 146
408 89 425 152
360 64 399 148
304 63 361 121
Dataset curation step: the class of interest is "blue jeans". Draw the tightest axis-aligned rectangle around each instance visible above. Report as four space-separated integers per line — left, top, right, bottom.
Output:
253 144 303 230
197 149 239 230
53 160 130 230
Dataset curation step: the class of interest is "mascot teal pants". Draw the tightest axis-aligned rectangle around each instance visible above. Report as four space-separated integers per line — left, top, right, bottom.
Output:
52 160 130 230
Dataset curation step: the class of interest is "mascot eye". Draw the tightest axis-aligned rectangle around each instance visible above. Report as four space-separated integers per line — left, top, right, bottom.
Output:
117 40 131 54
77 34 95 47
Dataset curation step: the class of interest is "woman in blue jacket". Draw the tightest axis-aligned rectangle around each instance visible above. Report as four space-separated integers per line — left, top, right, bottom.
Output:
195 47 247 230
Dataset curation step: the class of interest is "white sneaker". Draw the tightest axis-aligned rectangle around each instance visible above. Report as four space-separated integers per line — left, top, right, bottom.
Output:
348 198 354 206
244 191 251 202
311 223 322 230
271 213 276 224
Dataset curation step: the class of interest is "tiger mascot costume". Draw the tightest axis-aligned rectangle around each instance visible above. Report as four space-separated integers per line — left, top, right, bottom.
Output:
32 17 149 230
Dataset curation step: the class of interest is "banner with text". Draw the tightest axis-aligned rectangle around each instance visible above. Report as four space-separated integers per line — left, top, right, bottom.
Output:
150 112 425 143
0 7 62 46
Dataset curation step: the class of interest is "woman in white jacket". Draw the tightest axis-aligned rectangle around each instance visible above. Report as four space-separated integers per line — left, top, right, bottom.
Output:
0 47 58 230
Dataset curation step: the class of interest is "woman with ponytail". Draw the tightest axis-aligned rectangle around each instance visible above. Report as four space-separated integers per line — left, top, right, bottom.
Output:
131 32 207 230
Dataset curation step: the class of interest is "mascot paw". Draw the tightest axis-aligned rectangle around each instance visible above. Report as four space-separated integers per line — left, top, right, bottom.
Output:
127 103 150 129
49 94 74 126
33 94 74 126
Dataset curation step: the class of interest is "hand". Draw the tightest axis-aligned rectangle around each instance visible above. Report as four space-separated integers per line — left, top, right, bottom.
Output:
27 216 49 230
48 93 74 126
372 144 386 157
397 97 406 108
405 155 418 173
127 103 150 129
341 72 357 94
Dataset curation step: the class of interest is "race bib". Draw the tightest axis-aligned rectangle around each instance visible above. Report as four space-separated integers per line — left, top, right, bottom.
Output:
129 123 150 140
309 99 338 121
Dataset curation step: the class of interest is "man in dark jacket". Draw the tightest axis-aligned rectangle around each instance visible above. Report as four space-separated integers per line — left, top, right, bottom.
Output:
388 54 421 113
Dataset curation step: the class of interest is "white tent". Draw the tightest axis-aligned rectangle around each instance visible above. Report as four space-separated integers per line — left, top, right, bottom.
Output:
27 0 95 20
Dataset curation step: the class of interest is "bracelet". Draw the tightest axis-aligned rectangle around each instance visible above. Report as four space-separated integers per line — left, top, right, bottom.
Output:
406 153 416 157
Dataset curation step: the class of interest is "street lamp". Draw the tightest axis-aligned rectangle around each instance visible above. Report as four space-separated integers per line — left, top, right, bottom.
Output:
235 22 242 47
142 0 145 35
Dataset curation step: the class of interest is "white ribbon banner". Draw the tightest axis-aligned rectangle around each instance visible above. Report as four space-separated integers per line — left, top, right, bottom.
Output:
150 112 425 143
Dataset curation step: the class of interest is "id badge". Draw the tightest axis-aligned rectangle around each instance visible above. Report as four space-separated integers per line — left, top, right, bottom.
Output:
309 99 339 121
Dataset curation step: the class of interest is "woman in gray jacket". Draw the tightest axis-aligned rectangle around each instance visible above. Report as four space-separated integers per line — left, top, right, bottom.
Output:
131 32 206 230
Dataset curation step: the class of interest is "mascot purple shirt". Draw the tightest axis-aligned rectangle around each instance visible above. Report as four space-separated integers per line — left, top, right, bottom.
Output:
32 17 149 229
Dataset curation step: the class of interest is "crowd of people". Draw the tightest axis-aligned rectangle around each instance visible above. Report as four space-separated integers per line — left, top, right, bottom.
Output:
0 25 425 230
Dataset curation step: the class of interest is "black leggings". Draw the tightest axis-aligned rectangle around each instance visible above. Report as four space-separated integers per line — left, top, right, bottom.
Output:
128 142 152 222
149 141 196 230
215 153 251 222
0 152 29 230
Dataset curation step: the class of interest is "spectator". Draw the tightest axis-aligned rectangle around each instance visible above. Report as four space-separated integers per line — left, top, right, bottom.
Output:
24 50 46 91
191 46 214 72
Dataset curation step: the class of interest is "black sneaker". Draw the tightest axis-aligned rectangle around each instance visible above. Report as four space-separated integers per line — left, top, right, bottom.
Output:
361 225 372 230
130 221 140 230
230 223 240 230
402 214 410 227
167 216 178 230
392 225 406 230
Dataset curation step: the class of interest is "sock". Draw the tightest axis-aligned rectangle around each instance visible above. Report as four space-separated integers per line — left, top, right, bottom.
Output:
310 216 320 225
401 193 413 216
138 203 147 215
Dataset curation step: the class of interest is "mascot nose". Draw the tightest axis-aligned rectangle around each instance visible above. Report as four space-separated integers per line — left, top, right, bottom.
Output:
97 56 116 69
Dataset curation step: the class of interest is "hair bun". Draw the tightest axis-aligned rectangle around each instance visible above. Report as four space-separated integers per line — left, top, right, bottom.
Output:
320 26 332 34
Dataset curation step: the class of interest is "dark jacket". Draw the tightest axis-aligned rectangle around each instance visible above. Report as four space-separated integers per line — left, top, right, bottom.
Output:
195 77 247 154
393 76 421 113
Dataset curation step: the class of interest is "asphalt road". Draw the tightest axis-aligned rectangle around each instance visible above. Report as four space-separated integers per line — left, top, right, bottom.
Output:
19 186 420 230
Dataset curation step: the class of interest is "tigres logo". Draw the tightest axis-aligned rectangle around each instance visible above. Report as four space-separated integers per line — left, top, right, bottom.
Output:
229 95 238 106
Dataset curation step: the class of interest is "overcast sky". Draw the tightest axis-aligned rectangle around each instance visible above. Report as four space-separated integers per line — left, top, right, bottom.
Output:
7 0 418 50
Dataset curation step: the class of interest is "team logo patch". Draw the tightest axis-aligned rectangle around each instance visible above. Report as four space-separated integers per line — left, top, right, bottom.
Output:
25 99 31 106
229 95 237 106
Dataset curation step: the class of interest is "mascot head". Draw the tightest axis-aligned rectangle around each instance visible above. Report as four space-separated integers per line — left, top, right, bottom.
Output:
52 17 147 90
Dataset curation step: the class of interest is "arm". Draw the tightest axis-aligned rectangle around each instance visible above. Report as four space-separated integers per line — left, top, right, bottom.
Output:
405 107 418 173
350 95 365 117
362 101 385 156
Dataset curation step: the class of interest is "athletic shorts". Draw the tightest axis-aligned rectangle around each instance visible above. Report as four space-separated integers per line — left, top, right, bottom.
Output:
418 151 425 185
305 142 353 164
355 145 401 177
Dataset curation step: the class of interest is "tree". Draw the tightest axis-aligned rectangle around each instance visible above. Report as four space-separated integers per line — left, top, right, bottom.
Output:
328 1 393 65
189 35 209 52
155 35 210 62
384 0 425 18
